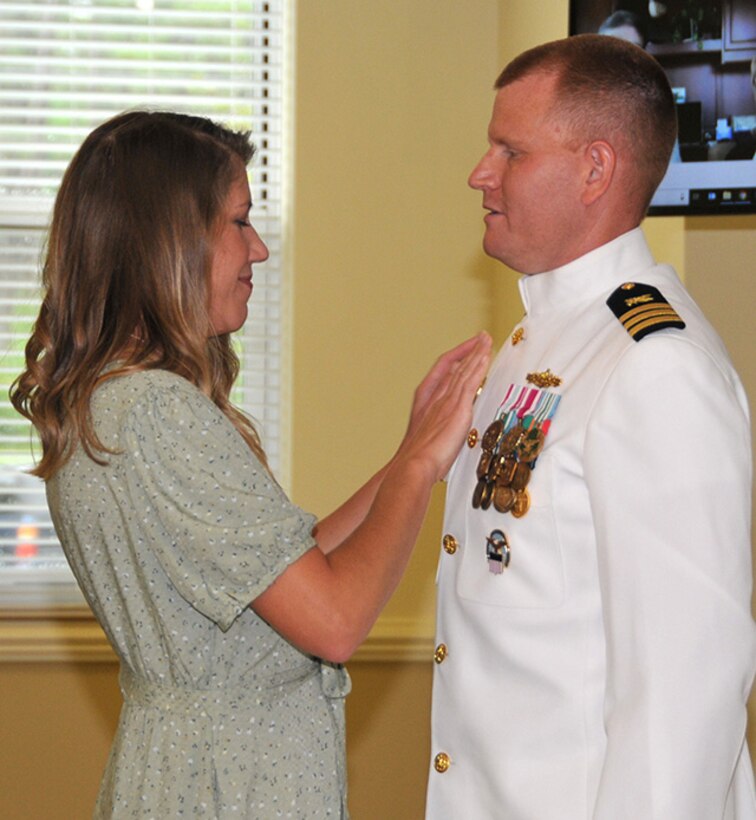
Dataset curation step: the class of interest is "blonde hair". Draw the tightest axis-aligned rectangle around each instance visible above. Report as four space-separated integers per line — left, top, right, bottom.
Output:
11 110 269 479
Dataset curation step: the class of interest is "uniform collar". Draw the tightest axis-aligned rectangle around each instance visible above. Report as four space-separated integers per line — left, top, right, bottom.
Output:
518 228 656 317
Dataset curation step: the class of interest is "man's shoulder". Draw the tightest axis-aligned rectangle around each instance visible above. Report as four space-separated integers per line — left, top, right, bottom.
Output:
605 279 686 342
600 268 744 399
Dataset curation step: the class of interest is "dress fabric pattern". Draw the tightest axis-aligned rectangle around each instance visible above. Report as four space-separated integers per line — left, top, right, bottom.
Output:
47 369 350 818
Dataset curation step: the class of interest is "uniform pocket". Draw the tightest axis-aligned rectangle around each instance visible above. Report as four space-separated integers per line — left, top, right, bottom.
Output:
455 453 565 609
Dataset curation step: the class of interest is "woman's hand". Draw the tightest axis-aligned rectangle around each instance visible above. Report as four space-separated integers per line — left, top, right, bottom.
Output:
395 331 492 484
406 333 489 439
251 331 491 663
312 332 492 556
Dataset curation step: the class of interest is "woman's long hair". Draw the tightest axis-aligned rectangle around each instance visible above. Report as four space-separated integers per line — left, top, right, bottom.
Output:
10 110 269 479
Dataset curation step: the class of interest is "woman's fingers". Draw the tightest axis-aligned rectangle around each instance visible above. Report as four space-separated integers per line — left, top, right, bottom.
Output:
426 332 491 407
399 333 492 480
410 332 491 428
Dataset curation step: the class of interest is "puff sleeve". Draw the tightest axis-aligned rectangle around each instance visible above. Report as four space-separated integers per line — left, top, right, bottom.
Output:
117 375 316 631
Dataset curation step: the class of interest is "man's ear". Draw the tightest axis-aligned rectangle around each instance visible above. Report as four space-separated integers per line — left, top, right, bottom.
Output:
581 140 616 206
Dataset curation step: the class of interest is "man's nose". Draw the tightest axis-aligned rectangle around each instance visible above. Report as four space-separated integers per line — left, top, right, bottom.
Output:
468 155 495 190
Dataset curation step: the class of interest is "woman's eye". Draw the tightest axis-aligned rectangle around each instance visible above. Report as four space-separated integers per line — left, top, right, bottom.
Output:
235 218 251 228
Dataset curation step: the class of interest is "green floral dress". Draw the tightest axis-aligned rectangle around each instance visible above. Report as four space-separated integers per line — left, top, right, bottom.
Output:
47 369 350 818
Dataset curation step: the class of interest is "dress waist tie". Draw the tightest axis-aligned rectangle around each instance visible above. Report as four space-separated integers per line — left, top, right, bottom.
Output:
119 659 322 713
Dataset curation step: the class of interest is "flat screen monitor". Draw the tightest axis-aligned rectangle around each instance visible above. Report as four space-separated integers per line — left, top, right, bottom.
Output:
569 0 756 216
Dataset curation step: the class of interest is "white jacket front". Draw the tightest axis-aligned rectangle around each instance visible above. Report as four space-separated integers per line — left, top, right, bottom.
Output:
427 229 756 820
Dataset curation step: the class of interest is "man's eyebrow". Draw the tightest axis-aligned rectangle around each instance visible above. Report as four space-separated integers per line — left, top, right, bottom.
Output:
489 132 517 148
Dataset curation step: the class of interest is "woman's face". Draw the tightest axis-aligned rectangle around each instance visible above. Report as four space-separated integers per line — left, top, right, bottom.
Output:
208 171 269 335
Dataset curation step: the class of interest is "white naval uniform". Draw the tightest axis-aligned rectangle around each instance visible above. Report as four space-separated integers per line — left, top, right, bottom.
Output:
427 229 756 820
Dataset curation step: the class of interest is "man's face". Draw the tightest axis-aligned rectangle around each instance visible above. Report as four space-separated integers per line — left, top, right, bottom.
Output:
468 72 590 275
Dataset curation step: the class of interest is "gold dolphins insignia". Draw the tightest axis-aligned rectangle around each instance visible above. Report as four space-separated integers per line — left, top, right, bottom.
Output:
525 369 562 388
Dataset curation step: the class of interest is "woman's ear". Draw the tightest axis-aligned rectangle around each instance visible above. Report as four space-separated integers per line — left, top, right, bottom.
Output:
581 140 616 206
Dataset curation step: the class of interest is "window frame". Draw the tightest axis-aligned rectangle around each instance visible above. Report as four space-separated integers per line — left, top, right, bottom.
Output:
0 0 290 612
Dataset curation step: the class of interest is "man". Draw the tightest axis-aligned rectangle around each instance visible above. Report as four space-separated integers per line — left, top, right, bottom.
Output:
427 34 756 819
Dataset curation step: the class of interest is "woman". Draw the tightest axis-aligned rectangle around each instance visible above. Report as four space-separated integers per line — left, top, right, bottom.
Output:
11 111 490 817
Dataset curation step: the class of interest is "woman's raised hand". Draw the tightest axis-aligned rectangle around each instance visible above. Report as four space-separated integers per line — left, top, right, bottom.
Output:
396 332 492 484
251 331 492 662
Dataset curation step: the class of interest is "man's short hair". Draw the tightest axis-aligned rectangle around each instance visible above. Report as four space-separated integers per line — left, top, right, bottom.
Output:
495 34 677 214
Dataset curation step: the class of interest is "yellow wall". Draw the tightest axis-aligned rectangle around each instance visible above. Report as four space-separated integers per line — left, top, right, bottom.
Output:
0 2 754 819
290 0 504 643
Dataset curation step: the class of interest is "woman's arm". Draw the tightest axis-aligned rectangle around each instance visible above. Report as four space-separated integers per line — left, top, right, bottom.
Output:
252 332 491 662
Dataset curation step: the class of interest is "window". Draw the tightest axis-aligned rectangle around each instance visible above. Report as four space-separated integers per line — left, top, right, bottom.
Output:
0 0 287 606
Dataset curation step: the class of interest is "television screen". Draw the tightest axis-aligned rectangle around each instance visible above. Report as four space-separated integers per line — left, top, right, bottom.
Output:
569 0 756 215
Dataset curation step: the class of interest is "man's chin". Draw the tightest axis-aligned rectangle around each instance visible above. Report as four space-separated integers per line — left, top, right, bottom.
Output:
482 236 510 265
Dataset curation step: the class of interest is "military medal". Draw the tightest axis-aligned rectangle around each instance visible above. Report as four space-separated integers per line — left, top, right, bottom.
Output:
492 485 515 514
471 384 561 526
511 489 530 518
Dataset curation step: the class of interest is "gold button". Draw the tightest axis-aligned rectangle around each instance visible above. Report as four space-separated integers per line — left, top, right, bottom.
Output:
434 752 451 773
442 534 458 555
467 428 478 448
434 643 448 664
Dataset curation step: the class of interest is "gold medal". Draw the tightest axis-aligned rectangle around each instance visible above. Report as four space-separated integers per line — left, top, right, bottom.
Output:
510 461 531 492
472 477 487 509
511 489 531 518
480 480 494 510
476 451 493 480
470 384 561 518
493 485 516 513
494 455 517 486
481 419 504 452
500 423 526 455
517 427 545 461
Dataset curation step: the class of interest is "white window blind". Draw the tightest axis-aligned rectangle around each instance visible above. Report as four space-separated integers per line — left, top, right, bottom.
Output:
0 0 286 605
